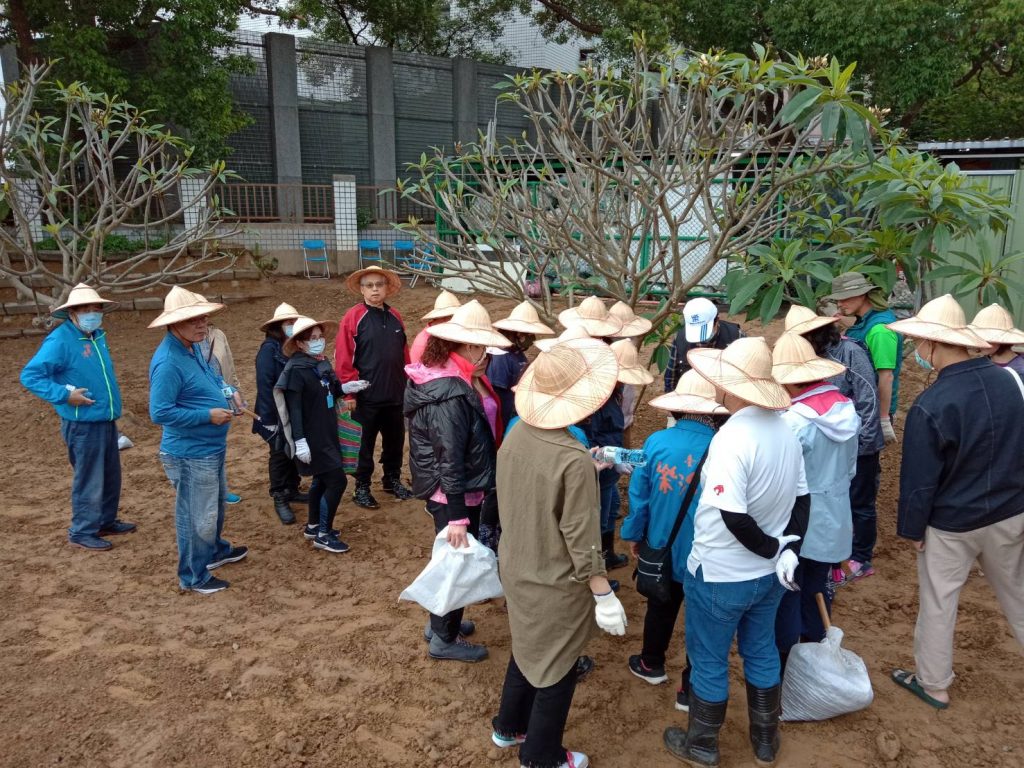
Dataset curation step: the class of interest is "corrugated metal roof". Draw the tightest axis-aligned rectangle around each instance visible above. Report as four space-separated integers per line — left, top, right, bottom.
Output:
918 139 1024 152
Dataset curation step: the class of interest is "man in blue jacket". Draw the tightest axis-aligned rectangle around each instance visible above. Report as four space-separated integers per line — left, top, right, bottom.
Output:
888 295 1024 710
149 287 247 594
21 283 135 551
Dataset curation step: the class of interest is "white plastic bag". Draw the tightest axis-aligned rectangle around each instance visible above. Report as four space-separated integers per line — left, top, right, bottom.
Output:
781 626 874 721
399 527 504 615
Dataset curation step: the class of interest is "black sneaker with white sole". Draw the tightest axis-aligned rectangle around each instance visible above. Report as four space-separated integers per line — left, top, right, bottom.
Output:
191 576 230 594
628 654 669 684
313 533 350 553
207 546 248 570
303 524 340 540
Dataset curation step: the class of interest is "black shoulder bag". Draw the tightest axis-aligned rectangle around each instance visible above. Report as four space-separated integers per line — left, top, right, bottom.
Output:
633 451 709 604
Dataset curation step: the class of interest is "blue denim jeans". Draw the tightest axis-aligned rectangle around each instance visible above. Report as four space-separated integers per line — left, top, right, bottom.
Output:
684 565 786 702
61 419 121 540
160 451 232 589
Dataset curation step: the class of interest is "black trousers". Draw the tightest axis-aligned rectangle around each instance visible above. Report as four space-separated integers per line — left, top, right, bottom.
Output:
268 443 300 497
850 451 881 563
493 655 579 768
427 499 481 642
353 401 405 483
309 467 348 533
641 579 689 670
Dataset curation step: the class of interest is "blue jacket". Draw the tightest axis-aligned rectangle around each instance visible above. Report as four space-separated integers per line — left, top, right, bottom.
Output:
898 358 1024 540
149 333 230 457
20 322 122 423
253 335 288 437
584 386 624 448
621 418 715 583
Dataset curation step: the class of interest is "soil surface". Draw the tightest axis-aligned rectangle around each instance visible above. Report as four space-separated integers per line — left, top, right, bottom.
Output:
1 277 1020 768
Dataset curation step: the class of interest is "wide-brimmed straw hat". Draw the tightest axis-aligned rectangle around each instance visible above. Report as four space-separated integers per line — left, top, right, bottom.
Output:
887 294 991 349
493 301 555 335
283 316 330 357
345 265 402 297
425 300 511 348
968 304 1024 345
51 283 117 319
558 296 624 337
515 343 619 429
649 370 728 415
148 286 225 329
784 304 839 336
772 332 847 385
261 302 301 330
422 290 462 321
534 325 607 352
611 339 654 385
825 272 877 301
688 337 791 410
609 301 653 338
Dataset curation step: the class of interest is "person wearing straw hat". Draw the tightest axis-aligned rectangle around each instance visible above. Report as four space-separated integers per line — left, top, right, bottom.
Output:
490 344 627 768
663 337 809 768
620 371 727 707
275 317 366 554
609 301 653 448
20 283 134 551
490 300 555 423
785 304 884 585
825 272 903 447
771 333 859 668
664 297 743 395
558 295 623 339
335 265 413 509
148 287 248 594
410 289 463 364
254 302 305 525
885 295 1024 711
404 300 510 662
970 303 1024 376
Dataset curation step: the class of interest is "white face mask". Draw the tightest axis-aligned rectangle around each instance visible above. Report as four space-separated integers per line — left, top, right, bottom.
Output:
75 312 103 333
305 338 326 356
283 323 295 338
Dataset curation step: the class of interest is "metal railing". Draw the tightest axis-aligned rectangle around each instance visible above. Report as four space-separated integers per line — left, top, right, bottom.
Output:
356 186 435 225
214 183 333 223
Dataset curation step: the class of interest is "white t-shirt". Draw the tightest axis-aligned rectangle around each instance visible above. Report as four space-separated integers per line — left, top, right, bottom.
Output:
687 406 808 582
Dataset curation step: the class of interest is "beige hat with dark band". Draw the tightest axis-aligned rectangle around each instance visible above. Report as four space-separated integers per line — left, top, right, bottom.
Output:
261 302 301 330
969 303 1024 345
825 272 877 301
887 294 991 349
51 283 117 319
493 301 555 335
688 337 791 410
422 290 462 321
784 304 840 336
425 300 511 348
148 286 225 329
649 370 728 415
558 296 624 337
515 343 619 429
772 332 846 385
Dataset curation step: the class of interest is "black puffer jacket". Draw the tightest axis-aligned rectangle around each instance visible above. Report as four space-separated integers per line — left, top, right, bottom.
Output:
404 372 496 505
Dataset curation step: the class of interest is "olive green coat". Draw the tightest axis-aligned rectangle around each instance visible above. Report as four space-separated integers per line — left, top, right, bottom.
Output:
497 422 607 687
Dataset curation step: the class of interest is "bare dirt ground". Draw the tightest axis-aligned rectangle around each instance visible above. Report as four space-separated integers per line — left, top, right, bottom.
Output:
1 276 1020 768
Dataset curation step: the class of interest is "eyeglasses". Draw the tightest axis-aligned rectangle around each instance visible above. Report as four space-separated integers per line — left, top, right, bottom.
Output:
360 281 387 289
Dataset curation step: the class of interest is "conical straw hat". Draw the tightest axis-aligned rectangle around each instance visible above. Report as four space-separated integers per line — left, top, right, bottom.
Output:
493 301 555 335
425 300 511 347
968 303 1024 345
609 301 653 338
688 337 791 410
260 302 301 330
147 286 225 328
515 343 619 429
611 339 654 385
51 283 117 318
558 296 624 337
534 325 607 352
345 265 402 297
649 370 729 415
784 304 839 336
772 332 847 385
887 294 991 349
422 290 462 321
283 316 330 356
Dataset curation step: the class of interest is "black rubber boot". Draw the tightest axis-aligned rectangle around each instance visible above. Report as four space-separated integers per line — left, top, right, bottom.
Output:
353 482 380 510
663 693 727 768
381 472 414 500
272 493 296 525
602 530 629 570
746 681 782 767
289 488 309 504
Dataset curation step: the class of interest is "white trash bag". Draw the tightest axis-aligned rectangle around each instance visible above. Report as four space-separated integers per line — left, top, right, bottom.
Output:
400 527 504 616
781 625 874 721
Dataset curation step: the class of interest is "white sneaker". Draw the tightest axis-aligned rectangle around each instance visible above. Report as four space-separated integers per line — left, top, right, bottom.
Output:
491 731 526 748
521 751 588 768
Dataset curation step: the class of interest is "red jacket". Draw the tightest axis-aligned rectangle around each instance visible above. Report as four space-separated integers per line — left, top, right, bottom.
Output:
335 302 410 406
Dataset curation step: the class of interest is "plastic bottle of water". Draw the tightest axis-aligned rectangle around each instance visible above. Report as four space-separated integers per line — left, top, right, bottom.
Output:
601 446 647 467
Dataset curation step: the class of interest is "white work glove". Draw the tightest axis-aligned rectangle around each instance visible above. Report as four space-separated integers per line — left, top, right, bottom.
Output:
776 550 800 591
593 591 627 636
615 463 633 476
342 380 370 394
294 438 311 464
881 417 897 445
775 534 801 557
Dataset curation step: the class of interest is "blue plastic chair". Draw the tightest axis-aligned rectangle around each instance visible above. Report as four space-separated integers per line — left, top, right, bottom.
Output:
407 244 437 288
302 239 330 280
358 240 383 268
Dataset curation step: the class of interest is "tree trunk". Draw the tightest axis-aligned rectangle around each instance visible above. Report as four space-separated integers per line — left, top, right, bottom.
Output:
7 0 38 64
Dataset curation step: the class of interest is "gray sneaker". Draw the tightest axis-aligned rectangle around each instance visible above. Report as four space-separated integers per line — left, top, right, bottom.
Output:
423 618 476 642
428 633 488 663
